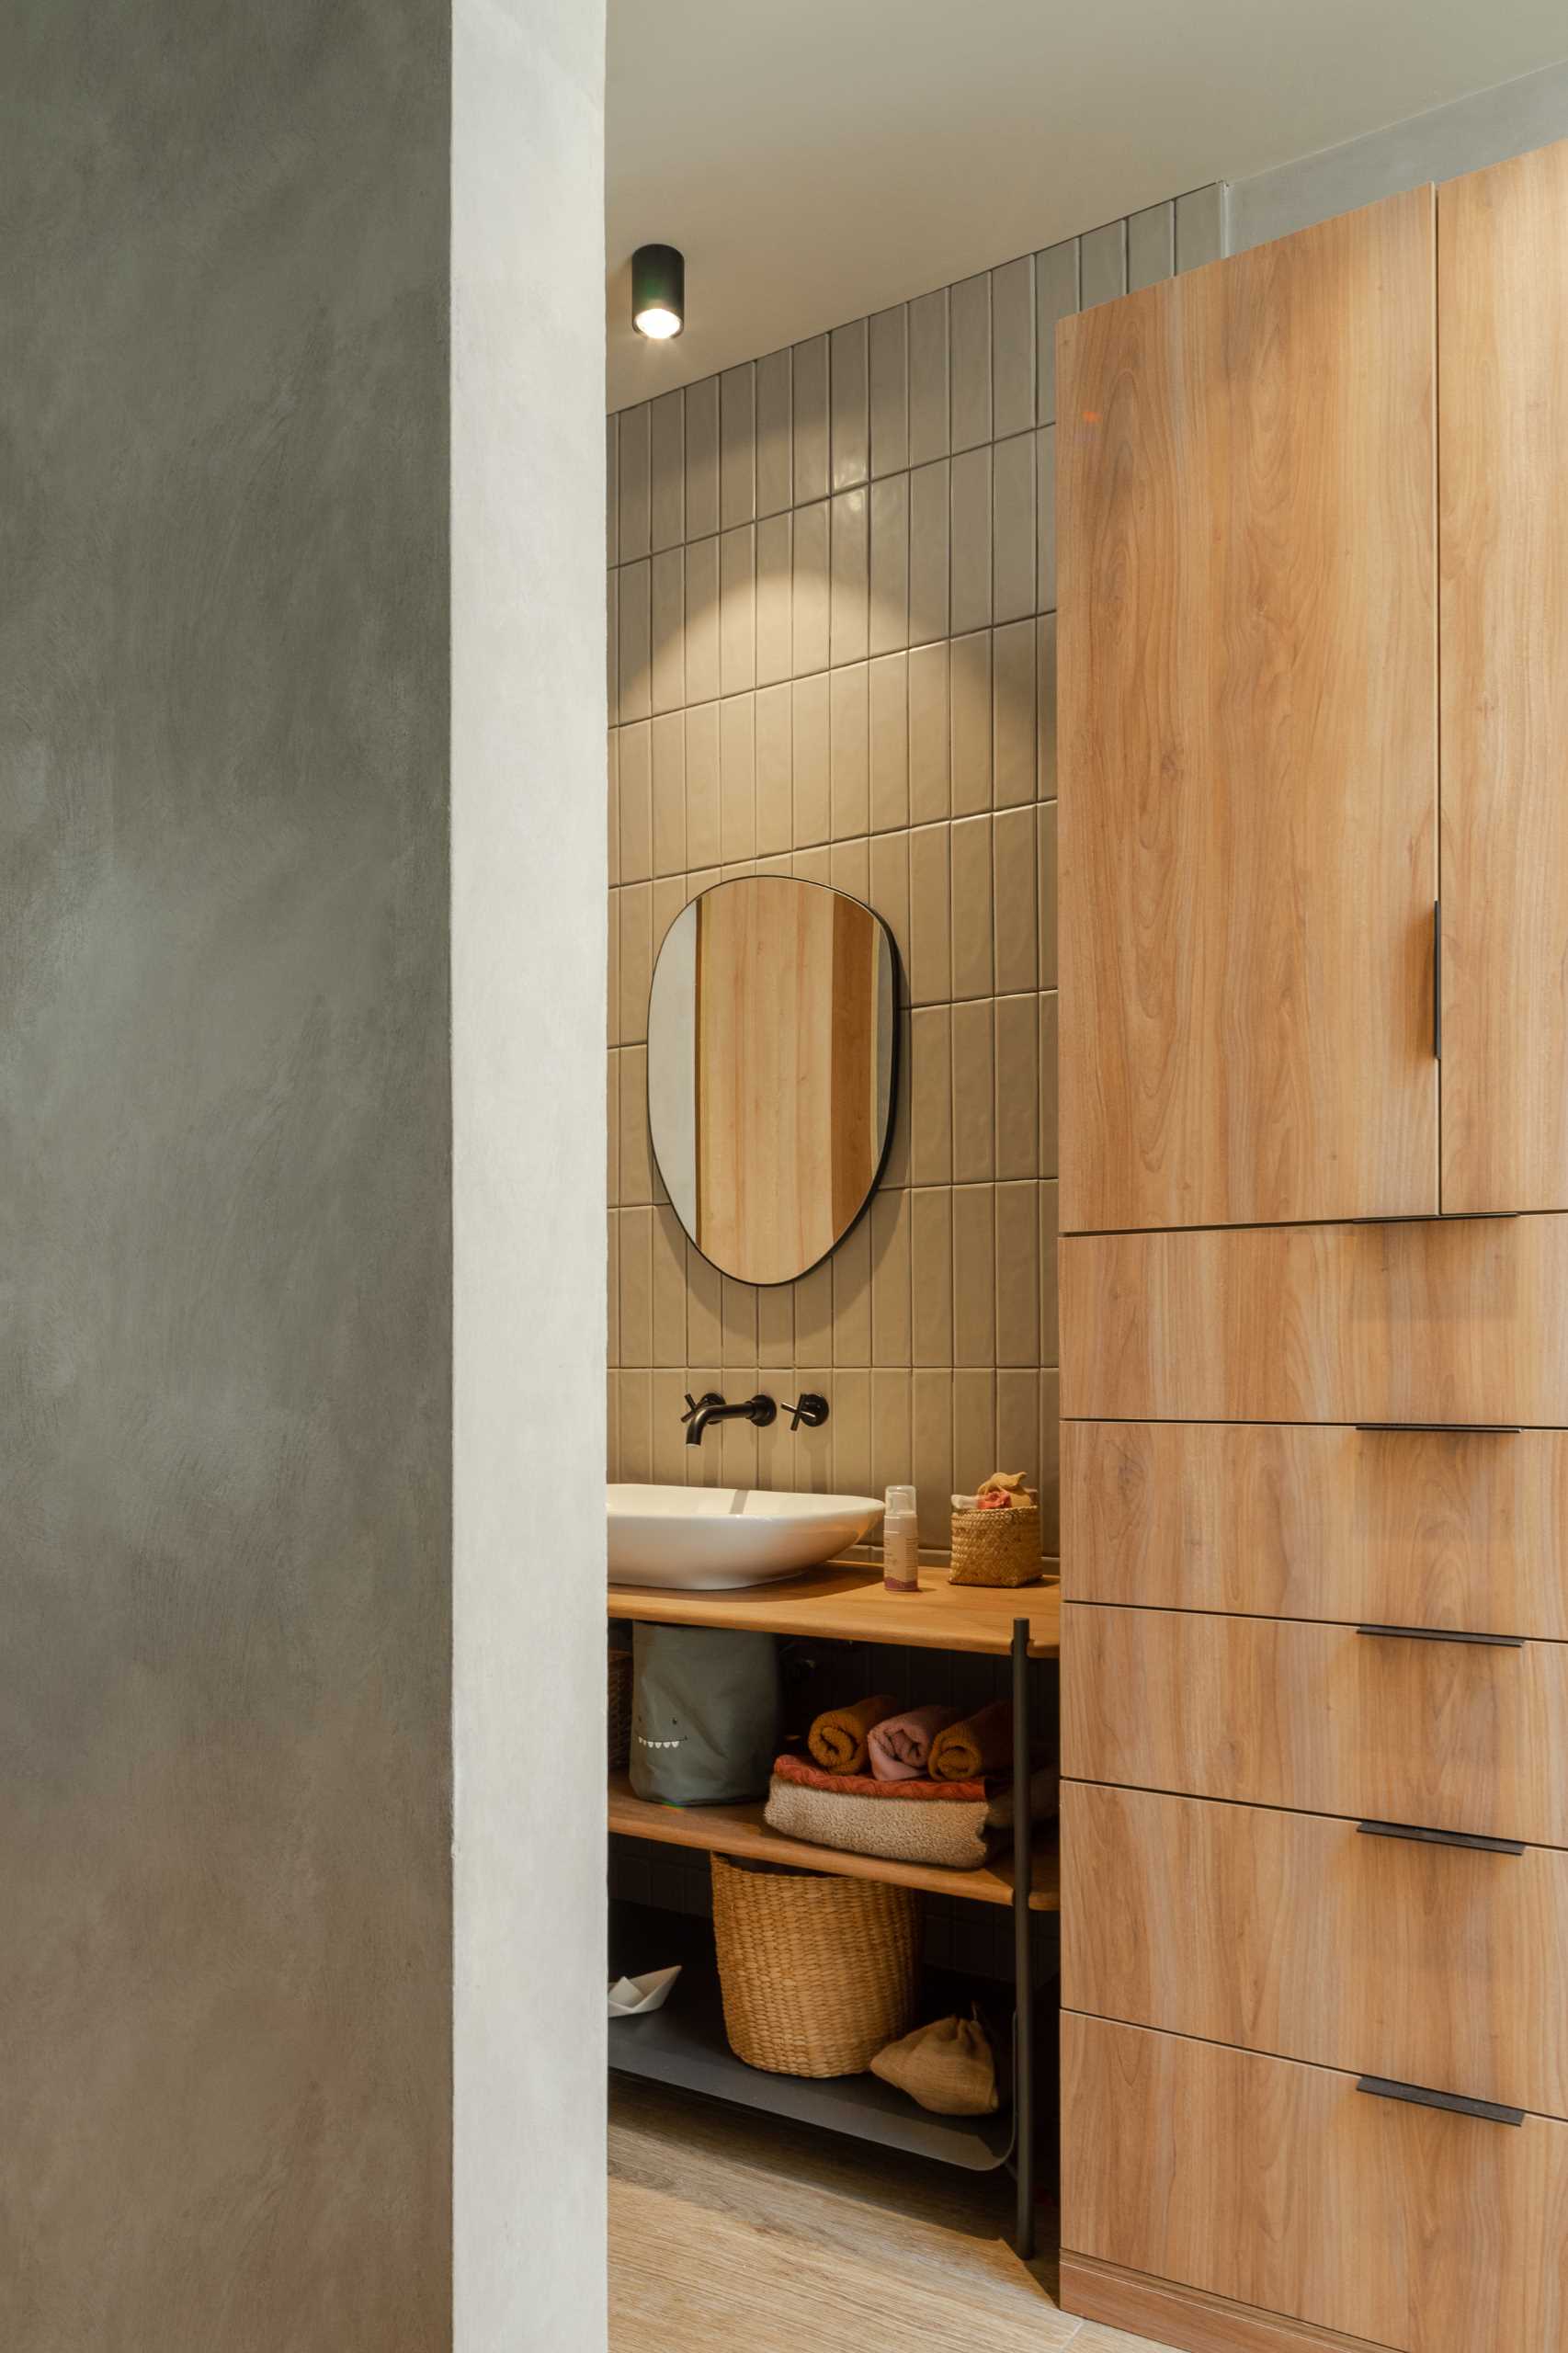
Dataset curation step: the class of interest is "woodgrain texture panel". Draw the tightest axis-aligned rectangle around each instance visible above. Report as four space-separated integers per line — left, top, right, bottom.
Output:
1061 1214 1568 1426
1062 1782 1568 2116
1062 2015 1568 2352
1062 1602 1568 1845
694 877 890 1285
1441 140 1568 1215
1059 2256 1398 2353
1057 188 1437 1233
608 1563 1060 1656
1061 1419 1568 1635
611 2076 1091 2353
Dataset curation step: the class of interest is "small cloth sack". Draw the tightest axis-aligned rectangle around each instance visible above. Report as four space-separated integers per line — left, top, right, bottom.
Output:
870 2010 1000 2116
872 2010 1000 2115
630 1625 779 1804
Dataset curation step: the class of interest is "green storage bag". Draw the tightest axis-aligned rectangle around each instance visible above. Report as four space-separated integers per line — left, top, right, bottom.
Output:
629 1625 780 1805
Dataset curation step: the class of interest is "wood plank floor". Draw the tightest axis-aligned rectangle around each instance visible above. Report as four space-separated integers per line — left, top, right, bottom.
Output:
608 2076 1179 2353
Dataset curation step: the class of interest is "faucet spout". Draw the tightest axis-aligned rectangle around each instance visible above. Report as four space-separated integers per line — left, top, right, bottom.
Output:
681 1391 778 1446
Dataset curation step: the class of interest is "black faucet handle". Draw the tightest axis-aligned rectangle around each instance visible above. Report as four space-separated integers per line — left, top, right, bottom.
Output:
681 1391 723 1424
787 1392 829 1432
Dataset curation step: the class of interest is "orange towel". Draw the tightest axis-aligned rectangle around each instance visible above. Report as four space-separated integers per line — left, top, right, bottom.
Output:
774 1752 985 1802
929 1700 1015 1782
807 1693 899 1774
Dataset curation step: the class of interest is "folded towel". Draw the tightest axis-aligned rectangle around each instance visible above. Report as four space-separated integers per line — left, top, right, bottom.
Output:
807 1692 899 1774
765 1775 994 1871
774 1751 984 1802
984 1766 1060 1828
868 1703 957 1782
929 1699 1015 1782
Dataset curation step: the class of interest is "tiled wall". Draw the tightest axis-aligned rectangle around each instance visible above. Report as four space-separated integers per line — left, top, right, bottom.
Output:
608 186 1226 1556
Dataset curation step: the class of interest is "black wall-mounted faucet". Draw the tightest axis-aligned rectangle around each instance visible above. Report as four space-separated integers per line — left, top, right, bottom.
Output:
681 1391 778 1447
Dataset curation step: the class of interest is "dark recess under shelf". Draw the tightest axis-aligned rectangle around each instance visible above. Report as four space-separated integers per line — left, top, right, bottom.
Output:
608 1955 1016 2172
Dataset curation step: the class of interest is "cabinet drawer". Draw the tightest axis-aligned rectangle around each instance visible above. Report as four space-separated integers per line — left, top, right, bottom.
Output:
1062 2013 1568 2352
1062 1419 1568 1637
1061 1213 1568 1424
1062 1602 1568 1844
1062 1782 1568 2117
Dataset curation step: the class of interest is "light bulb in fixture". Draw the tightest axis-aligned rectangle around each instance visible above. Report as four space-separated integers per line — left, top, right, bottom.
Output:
634 304 681 340
631 244 685 341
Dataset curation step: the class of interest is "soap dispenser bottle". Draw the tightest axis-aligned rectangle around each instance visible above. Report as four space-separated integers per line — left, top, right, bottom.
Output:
882 1484 919 1593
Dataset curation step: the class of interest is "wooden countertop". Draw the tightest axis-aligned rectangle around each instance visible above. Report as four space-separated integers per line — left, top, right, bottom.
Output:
607 1562 1061 1658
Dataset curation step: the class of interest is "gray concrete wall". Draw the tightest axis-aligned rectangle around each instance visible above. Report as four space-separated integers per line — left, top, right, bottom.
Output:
450 2 608 2346
0 3 453 2345
1231 55 1568 249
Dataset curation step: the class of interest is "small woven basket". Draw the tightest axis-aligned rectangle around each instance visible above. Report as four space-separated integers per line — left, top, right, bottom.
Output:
608 1647 633 1771
710 1853 919 2077
949 1503 1042 1587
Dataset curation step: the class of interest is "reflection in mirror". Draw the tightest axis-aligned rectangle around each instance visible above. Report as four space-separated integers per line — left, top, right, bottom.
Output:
647 876 898 1286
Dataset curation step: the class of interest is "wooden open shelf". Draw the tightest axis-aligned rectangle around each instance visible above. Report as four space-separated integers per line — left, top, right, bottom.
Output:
607 1948 1017 2173
608 1772 1061 1912
607 1561 1061 1657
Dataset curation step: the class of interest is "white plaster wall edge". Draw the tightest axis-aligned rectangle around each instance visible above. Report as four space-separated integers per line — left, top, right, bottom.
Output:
451 0 608 2347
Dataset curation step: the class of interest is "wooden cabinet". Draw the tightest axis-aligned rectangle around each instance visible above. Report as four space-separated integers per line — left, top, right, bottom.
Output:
1061 1212 1568 1426
1059 141 1568 2353
1057 188 1437 1236
1441 142 1568 1215
1062 1602 1568 1844
1062 2014 1568 2353
1062 1783 1568 2118
1059 138 1568 1228
1062 1419 1568 1637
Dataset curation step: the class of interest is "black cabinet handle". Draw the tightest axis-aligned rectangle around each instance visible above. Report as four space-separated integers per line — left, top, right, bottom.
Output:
1354 1422 1521 1435
1432 899 1441 1060
1358 2075 1523 2127
1356 1623 1524 1649
1358 1818 1525 1857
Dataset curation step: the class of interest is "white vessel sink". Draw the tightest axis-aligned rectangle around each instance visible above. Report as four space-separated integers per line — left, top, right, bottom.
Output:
608 1483 883 1591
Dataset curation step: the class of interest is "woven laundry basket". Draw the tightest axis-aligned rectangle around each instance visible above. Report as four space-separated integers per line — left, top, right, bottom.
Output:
710 1853 919 2077
608 1647 633 1771
949 1502 1042 1586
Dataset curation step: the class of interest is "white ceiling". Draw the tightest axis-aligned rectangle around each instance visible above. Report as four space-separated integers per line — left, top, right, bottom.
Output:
607 0 1568 408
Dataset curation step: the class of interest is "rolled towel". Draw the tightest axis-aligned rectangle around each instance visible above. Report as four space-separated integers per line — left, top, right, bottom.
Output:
929 1699 1015 1782
868 1703 957 1782
808 1693 899 1774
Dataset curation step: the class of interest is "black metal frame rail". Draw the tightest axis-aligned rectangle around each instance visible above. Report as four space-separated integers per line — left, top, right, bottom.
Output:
1009 1614 1036 2256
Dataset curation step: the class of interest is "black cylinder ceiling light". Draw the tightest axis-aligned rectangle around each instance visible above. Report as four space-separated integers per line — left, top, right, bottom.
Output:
632 244 685 340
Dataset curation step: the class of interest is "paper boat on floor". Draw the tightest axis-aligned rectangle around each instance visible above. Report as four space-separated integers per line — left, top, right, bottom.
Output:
608 1964 682 2019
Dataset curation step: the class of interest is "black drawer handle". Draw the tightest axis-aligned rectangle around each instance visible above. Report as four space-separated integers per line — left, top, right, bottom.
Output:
1358 2075 1523 2127
1358 1818 1526 1856
1354 1422 1521 1435
1356 1623 1524 1649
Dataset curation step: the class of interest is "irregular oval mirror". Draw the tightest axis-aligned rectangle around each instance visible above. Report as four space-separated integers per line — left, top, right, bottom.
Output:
647 876 899 1286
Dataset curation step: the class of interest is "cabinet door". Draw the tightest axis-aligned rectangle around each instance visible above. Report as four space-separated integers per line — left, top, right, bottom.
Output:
1063 1602 1568 1846
1062 1418 1568 1638
1060 1214 1568 1427
1062 1782 1568 2119
1057 189 1437 1233
1441 141 1568 1212
1062 2014 1568 2353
